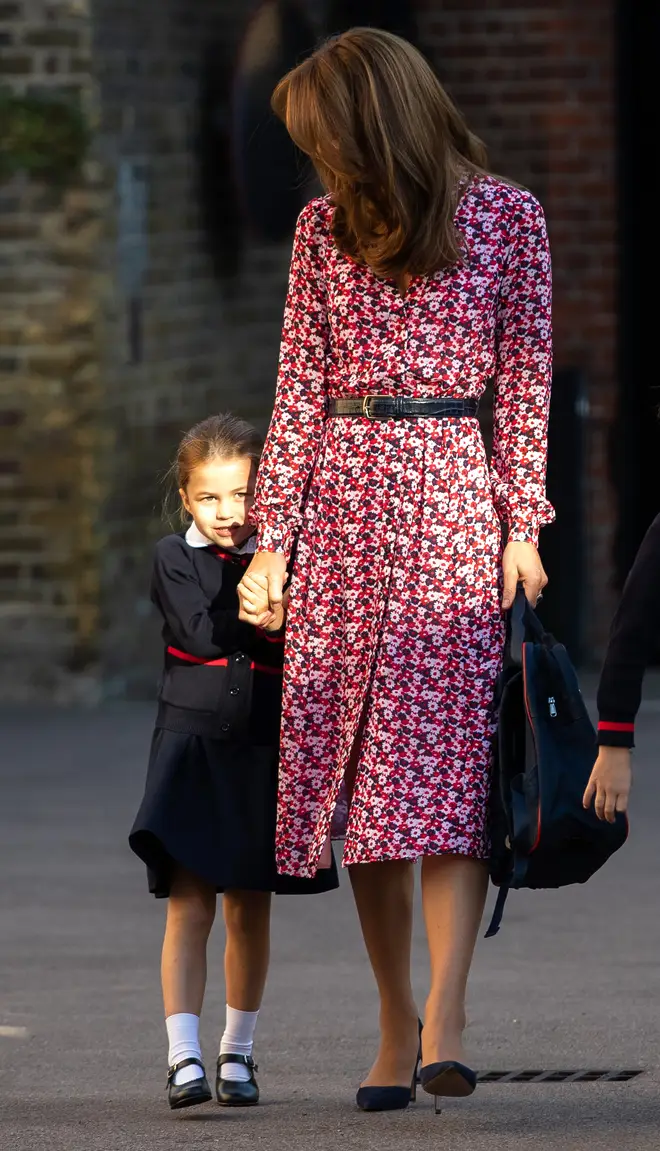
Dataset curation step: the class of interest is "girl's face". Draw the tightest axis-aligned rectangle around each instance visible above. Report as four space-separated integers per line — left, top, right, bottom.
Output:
180 455 256 549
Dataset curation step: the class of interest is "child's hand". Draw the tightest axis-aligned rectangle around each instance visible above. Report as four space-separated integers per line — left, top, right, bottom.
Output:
238 573 279 629
583 747 632 822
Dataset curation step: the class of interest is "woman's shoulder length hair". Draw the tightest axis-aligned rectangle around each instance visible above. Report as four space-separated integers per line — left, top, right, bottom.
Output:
272 27 490 279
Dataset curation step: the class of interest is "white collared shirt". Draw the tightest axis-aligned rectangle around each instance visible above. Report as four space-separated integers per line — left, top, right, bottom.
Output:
184 521 257 555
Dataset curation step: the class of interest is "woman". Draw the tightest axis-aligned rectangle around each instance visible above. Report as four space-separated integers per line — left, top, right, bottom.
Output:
240 28 552 1110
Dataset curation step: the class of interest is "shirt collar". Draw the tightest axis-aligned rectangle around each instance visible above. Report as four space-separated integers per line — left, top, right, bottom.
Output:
184 521 257 555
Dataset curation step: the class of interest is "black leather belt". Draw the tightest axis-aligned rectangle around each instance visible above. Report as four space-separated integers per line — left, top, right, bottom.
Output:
326 396 479 420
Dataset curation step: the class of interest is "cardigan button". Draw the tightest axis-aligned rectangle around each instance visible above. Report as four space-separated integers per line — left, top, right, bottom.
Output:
230 686 240 696
221 722 230 732
234 653 246 663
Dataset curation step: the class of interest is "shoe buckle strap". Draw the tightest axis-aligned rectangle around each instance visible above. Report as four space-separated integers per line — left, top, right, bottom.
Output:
218 1052 257 1072
166 1056 205 1087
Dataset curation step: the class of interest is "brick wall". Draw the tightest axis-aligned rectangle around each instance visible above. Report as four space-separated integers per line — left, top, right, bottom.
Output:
0 0 107 702
415 0 619 656
1 0 621 701
90 0 317 697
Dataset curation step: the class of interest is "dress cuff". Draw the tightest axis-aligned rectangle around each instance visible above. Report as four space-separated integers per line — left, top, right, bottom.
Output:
507 515 541 548
504 494 555 548
255 520 294 558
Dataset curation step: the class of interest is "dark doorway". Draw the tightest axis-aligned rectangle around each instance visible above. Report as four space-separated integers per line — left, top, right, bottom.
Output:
325 1 417 42
537 369 588 664
613 3 660 585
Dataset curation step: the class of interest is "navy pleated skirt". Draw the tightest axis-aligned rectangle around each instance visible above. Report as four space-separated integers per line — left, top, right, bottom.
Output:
129 728 339 897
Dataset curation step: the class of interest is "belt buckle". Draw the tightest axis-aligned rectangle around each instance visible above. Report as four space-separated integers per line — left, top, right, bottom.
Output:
362 395 391 419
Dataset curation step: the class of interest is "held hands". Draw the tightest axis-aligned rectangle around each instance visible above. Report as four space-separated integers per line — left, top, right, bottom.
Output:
502 541 548 610
238 571 289 632
583 747 632 823
240 552 287 615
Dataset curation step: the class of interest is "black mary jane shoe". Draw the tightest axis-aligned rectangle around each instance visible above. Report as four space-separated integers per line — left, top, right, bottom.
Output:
167 1057 212 1110
216 1053 260 1107
419 1060 477 1115
356 1018 423 1113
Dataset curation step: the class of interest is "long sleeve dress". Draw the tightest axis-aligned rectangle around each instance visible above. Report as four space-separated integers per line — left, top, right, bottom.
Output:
252 176 554 878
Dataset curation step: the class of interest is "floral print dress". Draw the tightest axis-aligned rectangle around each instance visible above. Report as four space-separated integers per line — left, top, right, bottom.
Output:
252 176 554 879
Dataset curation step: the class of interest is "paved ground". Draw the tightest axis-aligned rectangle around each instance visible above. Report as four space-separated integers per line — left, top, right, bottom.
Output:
1 698 659 1151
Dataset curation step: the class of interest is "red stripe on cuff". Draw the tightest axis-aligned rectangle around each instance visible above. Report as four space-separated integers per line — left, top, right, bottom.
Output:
256 627 285 643
597 721 635 732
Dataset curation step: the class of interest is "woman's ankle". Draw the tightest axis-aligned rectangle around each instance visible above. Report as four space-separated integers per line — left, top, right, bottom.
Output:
378 1001 419 1038
421 1002 468 1061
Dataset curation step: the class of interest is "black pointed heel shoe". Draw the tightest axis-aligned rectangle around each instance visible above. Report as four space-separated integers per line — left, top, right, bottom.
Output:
419 1060 477 1115
355 1018 423 1112
166 1057 212 1110
216 1053 259 1106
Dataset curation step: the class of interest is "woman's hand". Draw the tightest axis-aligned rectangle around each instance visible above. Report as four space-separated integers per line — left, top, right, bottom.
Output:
241 552 288 613
583 747 632 823
502 540 548 610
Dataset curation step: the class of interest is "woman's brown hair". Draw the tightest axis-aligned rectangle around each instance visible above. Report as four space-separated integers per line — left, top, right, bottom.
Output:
272 27 488 278
164 413 264 524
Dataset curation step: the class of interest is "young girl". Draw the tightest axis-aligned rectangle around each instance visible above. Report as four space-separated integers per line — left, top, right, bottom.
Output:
129 414 338 1112
583 512 660 822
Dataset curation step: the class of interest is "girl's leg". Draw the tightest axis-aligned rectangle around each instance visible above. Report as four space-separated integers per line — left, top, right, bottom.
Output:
348 860 420 1087
219 889 272 1082
223 889 272 1009
162 866 217 1016
420 854 488 1066
161 865 217 1084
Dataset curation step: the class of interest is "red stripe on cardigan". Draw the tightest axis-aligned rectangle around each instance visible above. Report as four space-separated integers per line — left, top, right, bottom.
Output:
167 646 281 675
167 646 228 666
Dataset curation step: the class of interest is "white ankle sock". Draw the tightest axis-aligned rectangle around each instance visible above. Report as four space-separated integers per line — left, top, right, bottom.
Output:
166 1012 205 1086
219 1006 259 1082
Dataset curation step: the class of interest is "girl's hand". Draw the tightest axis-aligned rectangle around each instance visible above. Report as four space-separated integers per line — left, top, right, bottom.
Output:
258 585 291 633
242 552 288 612
238 573 290 631
262 604 286 633
237 573 275 628
502 540 548 610
583 747 632 823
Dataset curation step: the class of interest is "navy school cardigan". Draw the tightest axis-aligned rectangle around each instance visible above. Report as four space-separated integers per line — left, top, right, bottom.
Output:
151 532 284 742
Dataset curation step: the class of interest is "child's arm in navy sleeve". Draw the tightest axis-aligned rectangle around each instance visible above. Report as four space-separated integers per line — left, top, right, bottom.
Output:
152 539 258 660
597 513 660 747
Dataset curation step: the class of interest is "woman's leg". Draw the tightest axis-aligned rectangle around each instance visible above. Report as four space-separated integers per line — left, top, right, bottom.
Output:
348 860 420 1087
420 854 488 1066
162 865 217 1017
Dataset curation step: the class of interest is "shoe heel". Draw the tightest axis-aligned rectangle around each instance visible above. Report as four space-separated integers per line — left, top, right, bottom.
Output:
411 1019 422 1101
434 1096 442 1116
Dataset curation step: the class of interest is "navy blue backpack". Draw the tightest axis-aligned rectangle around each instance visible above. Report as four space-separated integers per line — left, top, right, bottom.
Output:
486 587 628 937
